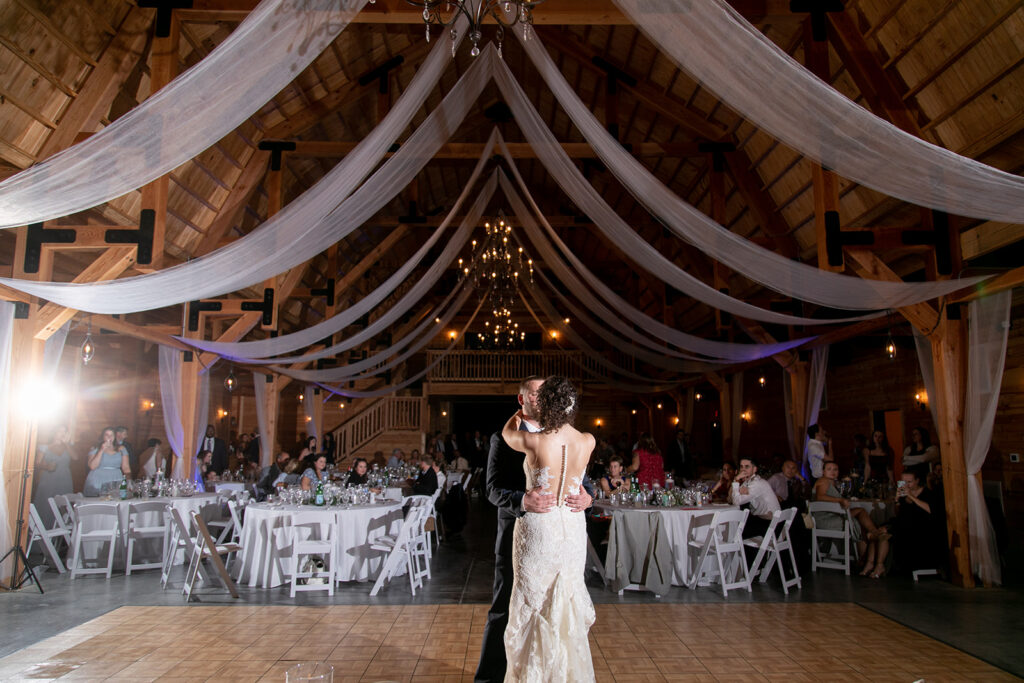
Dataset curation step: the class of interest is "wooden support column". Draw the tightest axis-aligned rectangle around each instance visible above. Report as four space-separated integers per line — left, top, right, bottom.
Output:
705 373 732 461
311 388 325 444
930 309 973 587
262 374 281 467
787 360 810 462
179 347 201 482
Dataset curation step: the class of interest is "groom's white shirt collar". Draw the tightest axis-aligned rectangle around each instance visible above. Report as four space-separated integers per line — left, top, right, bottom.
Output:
522 419 542 433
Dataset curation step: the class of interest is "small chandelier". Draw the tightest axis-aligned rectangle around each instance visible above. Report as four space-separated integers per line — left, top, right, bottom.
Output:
396 0 545 57
81 319 95 365
463 212 534 348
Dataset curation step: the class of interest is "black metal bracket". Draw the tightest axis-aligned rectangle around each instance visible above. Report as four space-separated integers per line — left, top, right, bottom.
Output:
825 210 951 274
241 288 275 327
188 300 222 332
316 358 337 370
825 211 870 267
311 279 335 307
105 210 155 265
137 0 193 38
13 302 29 319
399 201 427 224
22 223 76 274
183 350 193 363
790 0 844 41
698 142 736 173
257 140 297 172
358 55 405 93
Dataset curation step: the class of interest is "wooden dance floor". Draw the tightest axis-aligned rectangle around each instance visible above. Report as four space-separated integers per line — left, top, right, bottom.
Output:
0 603 1014 682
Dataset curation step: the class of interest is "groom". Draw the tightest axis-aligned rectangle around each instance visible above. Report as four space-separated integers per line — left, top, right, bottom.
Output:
475 376 594 682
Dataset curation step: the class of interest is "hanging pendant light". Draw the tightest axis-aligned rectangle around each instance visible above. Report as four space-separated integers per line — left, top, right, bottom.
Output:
408 0 544 57
224 366 237 392
81 319 95 365
885 331 897 360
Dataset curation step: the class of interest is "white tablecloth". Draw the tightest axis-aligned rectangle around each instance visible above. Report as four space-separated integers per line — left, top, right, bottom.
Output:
69 493 221 567
214 482 246 494
594 502 739 586
237 501 403 588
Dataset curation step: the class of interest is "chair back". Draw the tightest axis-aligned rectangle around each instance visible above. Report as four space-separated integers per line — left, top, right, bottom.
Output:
289 510 337 545
28 503 47 538
711 508 749 543
227 499 243 530
55 494 78 526
403 495 431 508
807 501 850 529
128 501 168 532
777 507 799 536
167 505 194 543
75 503 120 524
48 497 72 531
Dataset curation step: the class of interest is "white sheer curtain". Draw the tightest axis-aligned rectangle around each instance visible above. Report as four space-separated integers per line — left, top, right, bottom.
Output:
303 387 318 442
611 0 1024 224
793 346 829 469
0 18 473 312
193 370 210 458
253 373 272 467
42 323 70 384
0 303 15 578
964 291 1011 585
0 0 371 228
513 31 986 309
913 328 940 432
158 346 185 472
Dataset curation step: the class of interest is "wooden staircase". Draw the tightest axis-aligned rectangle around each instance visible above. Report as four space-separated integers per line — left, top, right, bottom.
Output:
328 394 426 463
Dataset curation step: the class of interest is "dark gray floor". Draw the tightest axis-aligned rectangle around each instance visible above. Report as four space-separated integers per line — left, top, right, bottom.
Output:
5 498 1024 678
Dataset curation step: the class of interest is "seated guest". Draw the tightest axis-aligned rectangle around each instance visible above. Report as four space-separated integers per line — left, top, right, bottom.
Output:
32 425 75 527
348 458 370 486
371 450 387 469
710 462 737 501
137 438 164 478
259 451 291 495
813 461 889 578
273 458 303 488
729 457 780 538
411 455 438 496
83 427 131 496
902 427 940 471
193 450 214 492
891 465 946 575
386 448 404 469
297 436 317 461
451 450 470 472
600 455 630 496
768 459 805 507
301 454 329 491
628 435 665 488
432 458 447 491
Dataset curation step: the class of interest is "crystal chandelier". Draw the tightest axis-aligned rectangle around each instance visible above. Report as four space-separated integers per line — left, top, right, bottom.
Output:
461 213 534 348
395 0 545 57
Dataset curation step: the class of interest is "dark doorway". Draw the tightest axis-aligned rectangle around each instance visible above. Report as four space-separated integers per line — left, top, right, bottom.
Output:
450 394 520 441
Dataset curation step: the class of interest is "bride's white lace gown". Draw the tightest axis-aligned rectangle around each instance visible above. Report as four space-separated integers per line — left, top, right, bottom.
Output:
504 447 596 682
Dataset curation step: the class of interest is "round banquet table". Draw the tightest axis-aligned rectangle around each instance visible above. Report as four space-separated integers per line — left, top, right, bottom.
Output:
214 482 246 494
237 501 404 588
593 501 739 586
68 492 221 568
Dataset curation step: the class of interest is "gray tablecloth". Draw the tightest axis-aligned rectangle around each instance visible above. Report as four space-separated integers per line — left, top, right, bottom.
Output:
605 509 674 595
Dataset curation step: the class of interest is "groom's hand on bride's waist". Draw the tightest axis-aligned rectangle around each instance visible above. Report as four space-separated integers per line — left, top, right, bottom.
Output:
565 490 592 513
522 487 555 513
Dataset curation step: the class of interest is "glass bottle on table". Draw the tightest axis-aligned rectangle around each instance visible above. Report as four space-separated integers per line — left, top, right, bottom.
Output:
314 478 325 506
119 474 128 500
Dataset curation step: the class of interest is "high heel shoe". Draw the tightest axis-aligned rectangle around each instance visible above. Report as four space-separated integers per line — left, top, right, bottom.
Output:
858 564 874 577
870 567 886 579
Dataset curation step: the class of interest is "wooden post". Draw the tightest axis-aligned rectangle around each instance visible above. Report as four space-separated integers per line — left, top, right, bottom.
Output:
787 360 810 461
179 350 200 482
930 311 973 587
262 375 280 468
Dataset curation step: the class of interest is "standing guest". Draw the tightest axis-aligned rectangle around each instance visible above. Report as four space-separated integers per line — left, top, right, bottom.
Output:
902 427 939 471
768 460 805 507
628 435 665 488
301 454 329 491
322 432 336 464
710 462 737 501
802 424 832 481
200 425 228 475
431 431 447 460
471 430 487 467
851 434 869 479
115 426 135 478
730 457 780 538
664 428 693 480
84 427 130 497
348 458 370 485
864 430 895 485
411 455 438 496
137 438 165 478
32 425 75 527
386 448 405 469
812 462 889 577
599 455 630 496
259 451 292 496
444 433 458 463
297 436 317 461
244 432 260 464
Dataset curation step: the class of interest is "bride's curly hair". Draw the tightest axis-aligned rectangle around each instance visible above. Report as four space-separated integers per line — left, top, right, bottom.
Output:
536 375 579 432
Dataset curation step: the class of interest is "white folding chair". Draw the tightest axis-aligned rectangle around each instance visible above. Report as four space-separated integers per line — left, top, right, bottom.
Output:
913 568 940 582
743 508 802 594
69 504 121 579
288 511 338 597
55 494 78 528
370 504 430 596
47 496 74 542
403 495 433 576
687 508 750 596
27 503 69 573
808 501 857 575
163 506 211 589
182 512 241 600
125 501 168 575
204 499 233 544
225 499 245 572
425 487 444 547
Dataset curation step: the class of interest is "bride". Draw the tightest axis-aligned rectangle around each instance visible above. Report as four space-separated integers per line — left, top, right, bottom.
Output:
501 376 596 683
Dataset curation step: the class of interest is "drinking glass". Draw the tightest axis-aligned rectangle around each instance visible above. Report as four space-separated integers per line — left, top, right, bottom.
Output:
286 662 333 683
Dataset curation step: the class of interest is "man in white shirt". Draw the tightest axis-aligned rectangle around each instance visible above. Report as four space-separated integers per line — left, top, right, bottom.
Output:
386 448 404 469
802 424 832 482
730 457 780 539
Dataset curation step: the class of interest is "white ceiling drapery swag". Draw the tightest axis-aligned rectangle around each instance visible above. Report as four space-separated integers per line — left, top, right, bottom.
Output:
158 346 187 466
964 291 1012 585
180 140 500 362
0 16 471 313
252 373 273 467
0 0 372 229
500 172 808 362
0 303 15 578
610 0 1024 224
513 28 988 309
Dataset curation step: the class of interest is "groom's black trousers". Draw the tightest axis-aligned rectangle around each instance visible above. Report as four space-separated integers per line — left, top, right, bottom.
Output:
475 552 513 682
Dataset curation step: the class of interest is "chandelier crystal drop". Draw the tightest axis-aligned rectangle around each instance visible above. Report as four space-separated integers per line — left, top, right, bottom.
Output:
407 0 544 57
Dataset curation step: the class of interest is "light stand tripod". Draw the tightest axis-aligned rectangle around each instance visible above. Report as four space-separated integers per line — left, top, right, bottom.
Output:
0 437 43 593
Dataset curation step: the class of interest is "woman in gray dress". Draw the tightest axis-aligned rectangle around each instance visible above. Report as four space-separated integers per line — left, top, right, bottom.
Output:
32 425 75 526
83 427 130 497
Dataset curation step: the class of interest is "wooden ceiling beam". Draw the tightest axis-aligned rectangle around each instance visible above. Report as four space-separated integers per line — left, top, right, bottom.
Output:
283 140 706 158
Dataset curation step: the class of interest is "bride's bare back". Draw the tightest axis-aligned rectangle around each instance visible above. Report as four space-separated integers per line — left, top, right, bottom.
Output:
503 414 595 503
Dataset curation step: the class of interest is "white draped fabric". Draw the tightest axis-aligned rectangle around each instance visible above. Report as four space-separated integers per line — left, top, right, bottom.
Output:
158 347 186 467
513 31 986 309
610 0 1024 224
42 323 70 384
253 373 272 467
0 0 370 229
0 17 470 313
791 346 830 468
193 370 210 458
0 303 15 578
302 387 319 442
913 328 941 432
964 292 1011 585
